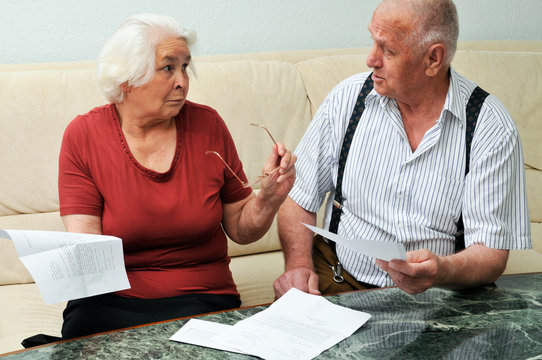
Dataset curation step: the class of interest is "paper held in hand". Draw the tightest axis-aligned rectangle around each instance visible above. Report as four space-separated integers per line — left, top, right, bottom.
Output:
1 229 130 305
303 223 407 261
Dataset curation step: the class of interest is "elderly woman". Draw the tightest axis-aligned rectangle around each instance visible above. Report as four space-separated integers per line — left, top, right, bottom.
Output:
58 13 296 339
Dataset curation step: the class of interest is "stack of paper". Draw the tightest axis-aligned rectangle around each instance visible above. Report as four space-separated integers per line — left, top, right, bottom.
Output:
170 288 371 360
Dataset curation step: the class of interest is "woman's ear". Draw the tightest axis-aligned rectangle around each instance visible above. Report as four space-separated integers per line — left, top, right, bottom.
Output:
425 44 446 77
120 82 130 95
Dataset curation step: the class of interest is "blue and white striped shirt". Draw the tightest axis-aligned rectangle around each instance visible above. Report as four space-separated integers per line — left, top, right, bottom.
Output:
290 69 532 287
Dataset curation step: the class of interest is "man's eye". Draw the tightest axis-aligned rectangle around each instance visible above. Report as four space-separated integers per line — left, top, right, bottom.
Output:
162 65 173 71
182 63 189 71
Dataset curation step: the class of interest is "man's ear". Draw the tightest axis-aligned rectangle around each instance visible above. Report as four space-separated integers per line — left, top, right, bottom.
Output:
425 44 446 77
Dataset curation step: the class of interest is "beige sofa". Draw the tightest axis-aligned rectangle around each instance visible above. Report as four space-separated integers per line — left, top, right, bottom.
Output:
1 40 541 354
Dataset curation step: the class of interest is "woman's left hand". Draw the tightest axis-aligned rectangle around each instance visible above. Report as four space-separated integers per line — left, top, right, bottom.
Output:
259 142 296 207
222 142 296 245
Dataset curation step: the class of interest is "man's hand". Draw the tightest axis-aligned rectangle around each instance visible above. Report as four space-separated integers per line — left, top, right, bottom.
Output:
376 244 509 294
274 198 320 299
376 249 440 294
273 265 321 299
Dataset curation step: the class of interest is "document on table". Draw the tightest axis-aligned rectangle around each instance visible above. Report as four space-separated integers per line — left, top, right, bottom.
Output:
170 288 371 360
0 229 130 305
303 223 407 261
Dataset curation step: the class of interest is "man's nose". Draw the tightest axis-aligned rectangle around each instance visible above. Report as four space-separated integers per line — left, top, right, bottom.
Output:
366 44 381 68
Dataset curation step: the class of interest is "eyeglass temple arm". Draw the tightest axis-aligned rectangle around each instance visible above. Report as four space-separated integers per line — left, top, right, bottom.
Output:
205 151 248 187
250 123 277 145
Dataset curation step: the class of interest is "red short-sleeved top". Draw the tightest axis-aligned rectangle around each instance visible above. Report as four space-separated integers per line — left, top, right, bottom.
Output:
59 101 252 299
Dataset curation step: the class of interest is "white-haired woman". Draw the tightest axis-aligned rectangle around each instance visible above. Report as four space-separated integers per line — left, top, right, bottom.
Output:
58 13 296 339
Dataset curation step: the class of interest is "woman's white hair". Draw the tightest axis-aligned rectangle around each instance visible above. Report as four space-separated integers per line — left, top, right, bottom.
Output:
97 13 196 103
380 0 459 65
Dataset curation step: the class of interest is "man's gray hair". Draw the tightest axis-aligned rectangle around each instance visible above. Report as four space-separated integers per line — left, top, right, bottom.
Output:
96 13 197 103
381 0 459 65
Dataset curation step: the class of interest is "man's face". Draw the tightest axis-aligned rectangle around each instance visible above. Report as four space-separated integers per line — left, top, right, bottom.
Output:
366 8 427 103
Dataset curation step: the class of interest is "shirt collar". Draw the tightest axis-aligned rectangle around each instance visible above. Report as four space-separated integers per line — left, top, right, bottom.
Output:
370 68 467 126
443 68 466 126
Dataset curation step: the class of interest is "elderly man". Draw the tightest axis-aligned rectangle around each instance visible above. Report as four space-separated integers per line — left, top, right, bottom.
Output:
273 0 531 298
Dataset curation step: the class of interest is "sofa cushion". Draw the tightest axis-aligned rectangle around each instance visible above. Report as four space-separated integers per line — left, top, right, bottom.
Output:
187 59 312 257
229 250 284 306
526 168 542 222
0 69 106 217
188 59 311 184
0 283 65 354
296 52 371 117
0 237 33 286
452 50 542 225
452 50 542 171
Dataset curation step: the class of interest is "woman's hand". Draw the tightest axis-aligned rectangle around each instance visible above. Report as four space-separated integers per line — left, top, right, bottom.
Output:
222 143 296 245
259 142 297 207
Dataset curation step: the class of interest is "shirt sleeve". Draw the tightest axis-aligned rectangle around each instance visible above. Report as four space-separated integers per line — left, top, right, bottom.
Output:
289 95 337 213
464 97 531 250
58 116 104 217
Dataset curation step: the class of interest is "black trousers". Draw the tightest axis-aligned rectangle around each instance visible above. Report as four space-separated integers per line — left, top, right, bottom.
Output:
61 292 241 339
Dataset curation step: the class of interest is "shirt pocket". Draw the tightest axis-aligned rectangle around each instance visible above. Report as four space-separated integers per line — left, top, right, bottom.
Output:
410 174 464 233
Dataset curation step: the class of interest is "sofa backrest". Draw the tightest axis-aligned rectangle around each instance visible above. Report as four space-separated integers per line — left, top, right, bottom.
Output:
1 42 542 287
0 51 324 286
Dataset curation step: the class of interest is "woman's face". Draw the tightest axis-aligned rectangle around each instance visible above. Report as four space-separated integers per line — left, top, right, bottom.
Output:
124 37 191 121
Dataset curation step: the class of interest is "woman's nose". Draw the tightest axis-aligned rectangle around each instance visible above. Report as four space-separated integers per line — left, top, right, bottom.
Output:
174 71 186 89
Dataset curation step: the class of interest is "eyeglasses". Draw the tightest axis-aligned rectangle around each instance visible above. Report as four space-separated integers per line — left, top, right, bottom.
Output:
206 123 280 188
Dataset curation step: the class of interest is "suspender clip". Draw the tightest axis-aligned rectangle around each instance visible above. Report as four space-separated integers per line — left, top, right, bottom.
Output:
333 200 342 209
330 262 345 283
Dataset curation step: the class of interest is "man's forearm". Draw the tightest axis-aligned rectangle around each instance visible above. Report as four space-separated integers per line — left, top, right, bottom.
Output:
436 244 509 288
277 197 317 270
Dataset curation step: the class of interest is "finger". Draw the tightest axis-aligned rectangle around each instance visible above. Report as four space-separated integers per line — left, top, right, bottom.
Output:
276 165 296 184
375 259 390 271
308 272 322 295
262 146 280 174
275 142 287 157
273 274 296 298
389 258 427 278
281 151 296 172
279 151 291 172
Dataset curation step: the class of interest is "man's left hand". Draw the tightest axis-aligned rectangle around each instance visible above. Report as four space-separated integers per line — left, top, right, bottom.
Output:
375 249 441 294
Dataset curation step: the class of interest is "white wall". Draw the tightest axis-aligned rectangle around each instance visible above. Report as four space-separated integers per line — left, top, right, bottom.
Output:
1 0 541 64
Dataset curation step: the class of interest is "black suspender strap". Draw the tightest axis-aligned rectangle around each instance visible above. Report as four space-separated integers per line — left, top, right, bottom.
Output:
327 77 489 254
327 74 374 253
455 85 489 251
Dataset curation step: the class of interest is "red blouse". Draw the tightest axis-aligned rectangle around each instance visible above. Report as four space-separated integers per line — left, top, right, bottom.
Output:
59 101 252 299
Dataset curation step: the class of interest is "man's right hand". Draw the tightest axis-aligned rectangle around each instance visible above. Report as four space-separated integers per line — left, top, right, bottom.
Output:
274 197 320 298
273 265 321 298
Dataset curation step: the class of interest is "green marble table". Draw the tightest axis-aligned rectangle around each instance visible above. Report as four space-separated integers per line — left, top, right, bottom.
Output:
3 273 542 359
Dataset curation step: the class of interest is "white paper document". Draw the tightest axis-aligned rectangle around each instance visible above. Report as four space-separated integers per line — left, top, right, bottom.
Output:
303 223 407 261
170 288 371 360
1 229 130 305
